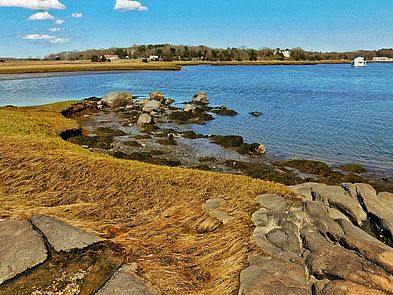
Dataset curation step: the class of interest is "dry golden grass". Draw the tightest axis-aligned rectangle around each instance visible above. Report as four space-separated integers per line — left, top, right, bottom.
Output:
0 103 292 294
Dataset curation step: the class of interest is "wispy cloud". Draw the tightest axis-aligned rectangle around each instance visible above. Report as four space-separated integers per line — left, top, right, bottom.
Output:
71 12 82 18
27 11 55 20
22 34 70 43
0 0 65 10
55 19 64 25
114 0 147 11
48 27 62 32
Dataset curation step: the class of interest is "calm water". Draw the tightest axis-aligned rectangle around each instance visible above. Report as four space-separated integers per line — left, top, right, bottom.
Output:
1 64 392 173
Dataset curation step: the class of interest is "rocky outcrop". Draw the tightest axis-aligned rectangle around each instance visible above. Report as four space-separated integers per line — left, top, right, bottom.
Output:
101 92 133 108
239 183 393 295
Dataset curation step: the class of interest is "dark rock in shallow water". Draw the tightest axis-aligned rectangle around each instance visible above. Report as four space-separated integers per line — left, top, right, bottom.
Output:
168 110 214 123
211 108 238 116
210 135 244 148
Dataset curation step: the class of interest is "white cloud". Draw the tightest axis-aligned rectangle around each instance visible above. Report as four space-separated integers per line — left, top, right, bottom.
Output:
0 0 65 10
22 34 70 43
48 27 61 32
71 12 82 18
27 11 55 20
114 0 148 11
55 19 64 25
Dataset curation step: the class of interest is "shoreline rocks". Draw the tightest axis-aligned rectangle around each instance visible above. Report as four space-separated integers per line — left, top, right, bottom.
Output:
239 182 393 294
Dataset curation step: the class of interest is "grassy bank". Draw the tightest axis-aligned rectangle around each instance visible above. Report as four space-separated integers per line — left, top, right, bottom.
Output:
0 103 291 294
0 60 181 74
0 59 350 74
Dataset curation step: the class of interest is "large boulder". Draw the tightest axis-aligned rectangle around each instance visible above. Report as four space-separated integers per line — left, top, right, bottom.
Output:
101 92 133 108
192 91 209 105
142 100 162 113
137 113 153 125
149 91 165 102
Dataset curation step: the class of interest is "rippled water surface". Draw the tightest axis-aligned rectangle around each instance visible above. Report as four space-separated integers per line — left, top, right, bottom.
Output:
1 64 392 172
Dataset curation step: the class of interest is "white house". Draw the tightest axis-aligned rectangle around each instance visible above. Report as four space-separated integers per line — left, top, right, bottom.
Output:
352 57 367 67
149 55 160 61
103 54 119 61
282 50 291 58
372 57 393 62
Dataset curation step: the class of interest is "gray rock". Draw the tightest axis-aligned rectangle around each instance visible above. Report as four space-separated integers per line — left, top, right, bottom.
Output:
202 198 232 224
31 215 102 252
191 91 208 105
142 100 162 113
137 113 153 125
102 92 133 108
0 219 47 284
96 265 159 295
239 255 311 295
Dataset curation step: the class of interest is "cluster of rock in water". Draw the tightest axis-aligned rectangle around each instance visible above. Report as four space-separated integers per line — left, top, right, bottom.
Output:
0 215 158 294
239 182 393 295
61 90 267 171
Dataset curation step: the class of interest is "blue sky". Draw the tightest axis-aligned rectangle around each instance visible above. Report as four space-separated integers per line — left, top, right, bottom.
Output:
1 0 393 57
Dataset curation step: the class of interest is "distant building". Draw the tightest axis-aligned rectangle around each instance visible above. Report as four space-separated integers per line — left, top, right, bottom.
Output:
282 50 291 58
372 57 393 62
273 49 291 58
352 57 367 67
149 55 160 61
103 54 119 61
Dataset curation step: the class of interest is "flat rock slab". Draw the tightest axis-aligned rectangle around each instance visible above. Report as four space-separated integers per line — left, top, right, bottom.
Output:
96 265 159 295
31 215 102 252
202 198 232 224
0 219 47 284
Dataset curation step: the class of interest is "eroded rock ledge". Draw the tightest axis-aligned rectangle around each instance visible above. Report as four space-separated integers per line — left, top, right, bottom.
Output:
239 183 393 295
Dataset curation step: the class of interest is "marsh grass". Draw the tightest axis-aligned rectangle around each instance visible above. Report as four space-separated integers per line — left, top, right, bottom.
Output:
0 102 292 294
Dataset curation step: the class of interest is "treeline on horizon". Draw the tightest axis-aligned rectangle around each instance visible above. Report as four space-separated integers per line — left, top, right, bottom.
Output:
26 44 393 61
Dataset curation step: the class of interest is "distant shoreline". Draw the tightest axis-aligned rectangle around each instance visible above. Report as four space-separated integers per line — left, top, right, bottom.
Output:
0 59 351 75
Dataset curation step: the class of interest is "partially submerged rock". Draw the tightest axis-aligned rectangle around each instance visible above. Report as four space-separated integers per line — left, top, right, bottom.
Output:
191 91 209 105
102 92 133 108
249 111 262 117
211 107 238 116
149 91 165 102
